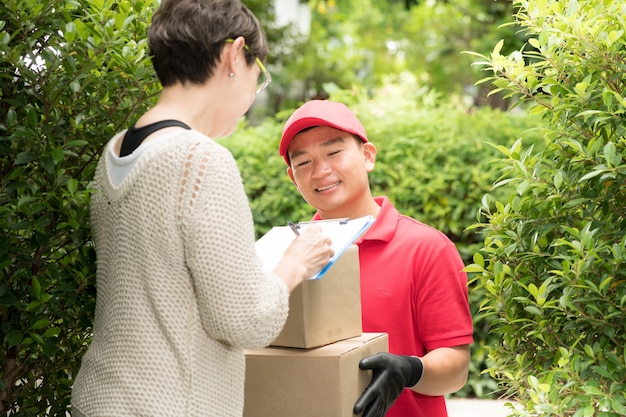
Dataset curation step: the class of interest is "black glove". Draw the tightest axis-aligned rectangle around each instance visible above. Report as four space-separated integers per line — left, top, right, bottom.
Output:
353 352 424 417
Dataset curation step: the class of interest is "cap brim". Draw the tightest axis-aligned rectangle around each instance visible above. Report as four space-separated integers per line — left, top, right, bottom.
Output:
280 117 367 157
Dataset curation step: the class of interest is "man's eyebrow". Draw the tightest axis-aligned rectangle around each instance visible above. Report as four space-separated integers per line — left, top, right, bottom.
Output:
321 136 346 148
290 136 347 161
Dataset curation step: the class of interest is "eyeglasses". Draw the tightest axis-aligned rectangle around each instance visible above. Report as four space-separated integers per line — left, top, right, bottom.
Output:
225 39 272 95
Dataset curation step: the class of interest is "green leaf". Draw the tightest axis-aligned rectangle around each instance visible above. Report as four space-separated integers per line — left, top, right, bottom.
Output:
64 22 77 42
25 300 41 312
6 330 23 347
463 264 484 273
43 327 61 338
74 19 89 39
6 107 16 124
591 365 613 379
0 30 10 46
553 170 563 188
524 305 543 316
584 344 595 358
603 142 616 166
528 37 541 50
492 39 504 56
582 405 595 417
65 140 89 148
581 385 604 396
29 332 45 346
67 178 79 194
30 318 50 330
70 80 81 93
579 169 605 182
599 276 612 291
52 148 65 164
14 152 38 165
17 196 37 210
32 276 42 298
27 107 38 127
611 399 626 415
473 252 484 267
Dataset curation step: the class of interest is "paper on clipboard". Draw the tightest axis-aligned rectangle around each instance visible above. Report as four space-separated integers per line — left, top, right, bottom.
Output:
255 215 375 279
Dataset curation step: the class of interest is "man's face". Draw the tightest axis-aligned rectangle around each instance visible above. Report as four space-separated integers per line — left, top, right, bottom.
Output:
287 126 376 219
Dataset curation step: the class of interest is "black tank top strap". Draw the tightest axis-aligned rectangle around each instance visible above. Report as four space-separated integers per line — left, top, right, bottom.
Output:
119 119 191 157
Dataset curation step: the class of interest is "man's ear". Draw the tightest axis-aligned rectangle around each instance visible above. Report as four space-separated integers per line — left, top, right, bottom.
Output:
363 142 377 172
286 166 299 190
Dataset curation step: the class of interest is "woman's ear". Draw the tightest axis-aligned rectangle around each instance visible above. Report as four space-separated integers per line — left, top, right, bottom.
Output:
224 36 246 76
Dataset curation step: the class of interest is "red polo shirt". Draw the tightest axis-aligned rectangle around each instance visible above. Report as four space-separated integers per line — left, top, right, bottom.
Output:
314 196 473 417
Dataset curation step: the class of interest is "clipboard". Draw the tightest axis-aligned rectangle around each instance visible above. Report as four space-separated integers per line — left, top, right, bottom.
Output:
255 215 376 279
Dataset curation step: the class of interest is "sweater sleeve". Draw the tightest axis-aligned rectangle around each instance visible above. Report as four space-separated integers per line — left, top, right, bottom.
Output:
179 138 289 349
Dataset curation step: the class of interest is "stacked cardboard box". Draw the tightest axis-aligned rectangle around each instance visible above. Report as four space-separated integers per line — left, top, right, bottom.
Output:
244 245 389 417
244 333 388 417
271 245 363 348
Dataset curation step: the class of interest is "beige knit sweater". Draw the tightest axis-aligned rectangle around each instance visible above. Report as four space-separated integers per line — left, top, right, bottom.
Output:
71 131 289 416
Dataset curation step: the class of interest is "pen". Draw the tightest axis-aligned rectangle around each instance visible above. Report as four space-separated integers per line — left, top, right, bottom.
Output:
287 221 300 236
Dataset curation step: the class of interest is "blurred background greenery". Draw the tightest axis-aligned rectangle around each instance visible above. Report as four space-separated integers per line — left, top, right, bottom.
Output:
245 0 527 119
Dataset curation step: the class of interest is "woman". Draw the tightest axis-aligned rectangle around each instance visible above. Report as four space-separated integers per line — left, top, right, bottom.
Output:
70 0 333 415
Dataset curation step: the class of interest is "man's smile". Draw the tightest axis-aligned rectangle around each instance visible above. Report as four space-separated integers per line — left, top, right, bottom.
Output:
315 181 341 192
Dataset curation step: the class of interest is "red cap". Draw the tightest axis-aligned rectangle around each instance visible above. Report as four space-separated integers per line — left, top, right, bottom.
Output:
279 100 368 165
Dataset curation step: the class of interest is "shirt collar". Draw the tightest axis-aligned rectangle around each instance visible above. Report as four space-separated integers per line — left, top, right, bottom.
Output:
311 196 397 243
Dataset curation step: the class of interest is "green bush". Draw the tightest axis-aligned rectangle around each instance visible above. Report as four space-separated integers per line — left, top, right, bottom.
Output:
465 0 626 415
221 78 546 398
0 0 158 414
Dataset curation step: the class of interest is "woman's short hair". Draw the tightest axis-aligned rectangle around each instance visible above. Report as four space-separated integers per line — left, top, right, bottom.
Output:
148 0 268 87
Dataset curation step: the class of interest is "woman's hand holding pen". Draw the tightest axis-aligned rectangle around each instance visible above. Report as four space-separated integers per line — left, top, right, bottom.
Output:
273 225 334 292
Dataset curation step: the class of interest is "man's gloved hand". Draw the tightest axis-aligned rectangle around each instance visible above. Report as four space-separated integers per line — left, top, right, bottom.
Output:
353 352 424 417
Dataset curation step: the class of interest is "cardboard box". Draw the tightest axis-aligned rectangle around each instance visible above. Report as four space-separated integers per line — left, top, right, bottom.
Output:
244 332 389 417
271 245 362 348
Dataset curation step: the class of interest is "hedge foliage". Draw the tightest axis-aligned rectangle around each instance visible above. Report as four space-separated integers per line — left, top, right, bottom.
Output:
220 78 546 398
0 0 158 414
465 0 626 415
